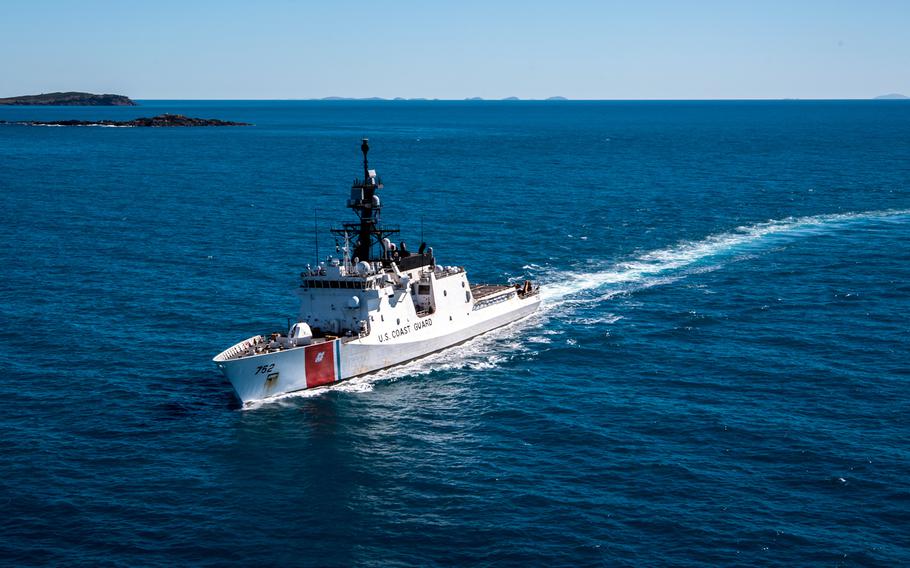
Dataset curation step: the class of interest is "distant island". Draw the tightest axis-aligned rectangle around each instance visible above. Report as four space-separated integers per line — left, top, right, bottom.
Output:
317 96 571 101
317 96 437 101
463 96 568 101
0 114 250 127
320 96 387 101
0 92 136 106
874 93 908 100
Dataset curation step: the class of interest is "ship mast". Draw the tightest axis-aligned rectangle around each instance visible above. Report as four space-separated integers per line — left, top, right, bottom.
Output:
333 139 399 262
355 139 378 262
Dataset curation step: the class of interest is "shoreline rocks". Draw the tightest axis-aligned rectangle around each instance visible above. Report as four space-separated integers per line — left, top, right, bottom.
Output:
0 114 251 127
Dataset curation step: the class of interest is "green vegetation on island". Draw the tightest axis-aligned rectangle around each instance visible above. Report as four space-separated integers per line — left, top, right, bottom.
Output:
0 92 136 106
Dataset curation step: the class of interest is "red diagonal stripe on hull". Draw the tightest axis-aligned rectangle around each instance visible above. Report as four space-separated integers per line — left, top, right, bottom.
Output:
305 342 337 388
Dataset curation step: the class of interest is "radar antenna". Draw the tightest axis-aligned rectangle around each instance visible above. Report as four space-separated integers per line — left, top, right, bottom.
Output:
332 139 400 262
362 138 371 185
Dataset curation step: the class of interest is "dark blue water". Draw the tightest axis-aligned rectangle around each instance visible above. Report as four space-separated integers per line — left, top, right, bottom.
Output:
1 101 908 566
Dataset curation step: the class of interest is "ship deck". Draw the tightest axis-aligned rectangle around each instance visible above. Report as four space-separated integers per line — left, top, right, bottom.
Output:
216 333 360 362
470 284 513 300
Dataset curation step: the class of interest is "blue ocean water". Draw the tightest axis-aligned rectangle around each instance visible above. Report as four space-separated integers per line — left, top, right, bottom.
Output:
1 100 908 566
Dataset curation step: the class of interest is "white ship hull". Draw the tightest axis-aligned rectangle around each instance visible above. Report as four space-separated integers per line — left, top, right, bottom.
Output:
215 293 540 404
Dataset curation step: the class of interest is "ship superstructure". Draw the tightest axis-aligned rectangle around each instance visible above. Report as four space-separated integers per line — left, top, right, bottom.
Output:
214 140 540 404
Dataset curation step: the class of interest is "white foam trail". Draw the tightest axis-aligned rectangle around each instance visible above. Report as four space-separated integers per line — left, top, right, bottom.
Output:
245 208 909 409
538 208 910 307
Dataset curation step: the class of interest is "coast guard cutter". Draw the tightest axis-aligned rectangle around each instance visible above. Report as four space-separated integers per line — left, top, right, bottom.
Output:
214 140 541 404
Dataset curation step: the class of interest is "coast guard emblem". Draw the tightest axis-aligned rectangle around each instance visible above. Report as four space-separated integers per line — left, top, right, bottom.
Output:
305 341 337 388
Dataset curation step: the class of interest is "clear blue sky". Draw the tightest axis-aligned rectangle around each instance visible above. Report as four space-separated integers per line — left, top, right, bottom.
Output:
2 0 907 99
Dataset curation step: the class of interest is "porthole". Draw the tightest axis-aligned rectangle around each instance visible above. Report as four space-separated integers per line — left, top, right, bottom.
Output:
381 315 384 322
396 318 400 325
461 281 465 288
449 315 453 321
465 291 471 302
443 290 447 296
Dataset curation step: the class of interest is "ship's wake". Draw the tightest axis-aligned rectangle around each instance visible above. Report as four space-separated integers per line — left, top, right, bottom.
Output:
245 208 910 409
537 208 910 309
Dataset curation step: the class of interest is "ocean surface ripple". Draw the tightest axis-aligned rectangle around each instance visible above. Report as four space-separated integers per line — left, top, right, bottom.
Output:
1 101 908 566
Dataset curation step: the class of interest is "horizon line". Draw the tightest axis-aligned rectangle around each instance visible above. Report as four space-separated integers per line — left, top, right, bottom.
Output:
125 96 907 101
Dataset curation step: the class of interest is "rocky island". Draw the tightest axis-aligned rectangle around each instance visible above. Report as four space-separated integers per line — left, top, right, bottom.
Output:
0 92 137 106
1 114 251 127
